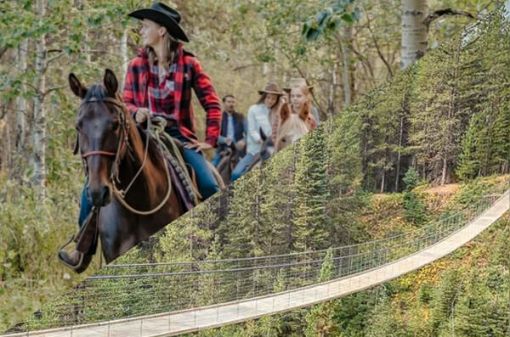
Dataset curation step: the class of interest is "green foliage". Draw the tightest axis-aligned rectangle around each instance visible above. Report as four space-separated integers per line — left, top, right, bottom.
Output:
409 36 467 185
0 174 93 330
333 291 377 337
454 270 509 337
304 250 338 337
293 127 331 251
2 0 510 334
155 202 216 262
365 295 408 337
449 176 503 208
326 105 363 194
402 168 427 224
402 167 420 191
417 283 433 304
302 0 361 41
355 69 415 192
319 248 334 282
430 269 462 333
456 11 510 181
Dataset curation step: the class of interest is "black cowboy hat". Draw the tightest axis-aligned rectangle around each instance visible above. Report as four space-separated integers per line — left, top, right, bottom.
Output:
128 2 189 42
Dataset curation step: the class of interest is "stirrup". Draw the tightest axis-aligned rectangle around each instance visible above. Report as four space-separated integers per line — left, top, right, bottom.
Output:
57 249 85 271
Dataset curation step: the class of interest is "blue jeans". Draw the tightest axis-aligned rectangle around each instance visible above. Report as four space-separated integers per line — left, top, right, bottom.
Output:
211 149 223 167
231 153 255 182
182 146 219 199
79 182 91 228
166 126 219 199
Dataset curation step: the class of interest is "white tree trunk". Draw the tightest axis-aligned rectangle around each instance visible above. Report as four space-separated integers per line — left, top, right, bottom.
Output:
32 0 47 197
76 0 91 63
0 116 9 172
16 39 28 153
120 28 129 90
340 26 352 107
262 62 269 76
441 157 448 185
401 0 428 69
505 0 510 20
328 62 337 116
395 115 404 191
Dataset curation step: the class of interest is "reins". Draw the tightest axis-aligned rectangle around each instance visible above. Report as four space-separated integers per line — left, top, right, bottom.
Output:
79 96 172 215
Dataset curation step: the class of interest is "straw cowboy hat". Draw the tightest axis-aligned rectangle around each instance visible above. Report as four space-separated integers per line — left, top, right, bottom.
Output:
258 83 284 96
283 77 313 93
128 2 189 42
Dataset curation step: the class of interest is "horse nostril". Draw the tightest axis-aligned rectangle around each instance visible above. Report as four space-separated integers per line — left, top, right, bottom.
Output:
101 186 110 204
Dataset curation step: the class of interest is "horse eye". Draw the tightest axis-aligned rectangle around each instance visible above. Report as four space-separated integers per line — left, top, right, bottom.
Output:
111 121 120 130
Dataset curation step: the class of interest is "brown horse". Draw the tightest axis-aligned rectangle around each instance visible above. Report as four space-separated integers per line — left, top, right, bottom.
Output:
275 102 316 151
244 128 274 172
67 69 186 267
215 142 244 186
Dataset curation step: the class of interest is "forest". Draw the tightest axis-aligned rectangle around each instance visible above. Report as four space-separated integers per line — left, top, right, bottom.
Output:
0 0 509 335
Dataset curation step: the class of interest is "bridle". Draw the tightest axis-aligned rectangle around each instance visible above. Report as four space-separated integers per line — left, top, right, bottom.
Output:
78 96 172 215
79 97 129 173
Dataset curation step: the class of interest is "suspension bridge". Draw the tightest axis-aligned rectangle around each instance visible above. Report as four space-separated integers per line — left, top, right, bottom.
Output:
4 189 509 337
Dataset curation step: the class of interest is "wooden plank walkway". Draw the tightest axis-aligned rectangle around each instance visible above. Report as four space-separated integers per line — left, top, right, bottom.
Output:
4 191 508 337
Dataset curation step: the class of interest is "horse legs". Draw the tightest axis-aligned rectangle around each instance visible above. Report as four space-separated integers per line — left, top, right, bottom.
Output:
98 204 135 264
99 221 122 264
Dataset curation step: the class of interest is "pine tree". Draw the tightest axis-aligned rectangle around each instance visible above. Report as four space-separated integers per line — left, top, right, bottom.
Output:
365 294 406 337
259 147 299 255
402 167 427 224
410 29 472 185
304 249 340 337
454 271 508 337
456 9 510 180
293 127 331 252
221 173 258 259
325 106 363 196
430 269 462 334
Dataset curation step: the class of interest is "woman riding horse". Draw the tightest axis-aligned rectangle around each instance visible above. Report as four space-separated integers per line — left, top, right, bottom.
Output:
59 2 222 270
275 82 317 151
231 83 284 182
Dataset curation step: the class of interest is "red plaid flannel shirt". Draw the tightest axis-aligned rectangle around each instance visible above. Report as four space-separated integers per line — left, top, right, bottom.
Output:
123 48 221 146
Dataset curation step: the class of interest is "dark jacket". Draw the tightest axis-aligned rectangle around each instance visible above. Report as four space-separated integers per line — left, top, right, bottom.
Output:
218 111 246 148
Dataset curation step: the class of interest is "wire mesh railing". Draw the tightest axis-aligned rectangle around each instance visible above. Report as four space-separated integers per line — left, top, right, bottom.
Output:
23 189 507 331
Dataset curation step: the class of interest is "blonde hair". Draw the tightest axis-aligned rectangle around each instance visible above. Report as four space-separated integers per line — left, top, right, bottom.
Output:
290 84 312 121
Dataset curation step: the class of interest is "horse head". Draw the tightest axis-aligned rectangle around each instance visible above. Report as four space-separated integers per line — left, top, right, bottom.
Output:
69 69 127 207
275 103 313 151
259 127 274 161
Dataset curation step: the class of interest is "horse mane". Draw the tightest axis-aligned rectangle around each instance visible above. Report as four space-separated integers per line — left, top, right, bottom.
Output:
83 84 106 103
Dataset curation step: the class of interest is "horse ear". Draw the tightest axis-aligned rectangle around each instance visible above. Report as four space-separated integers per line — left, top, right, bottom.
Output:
103 69 118 97
69 73 87 99
279 103 291 123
